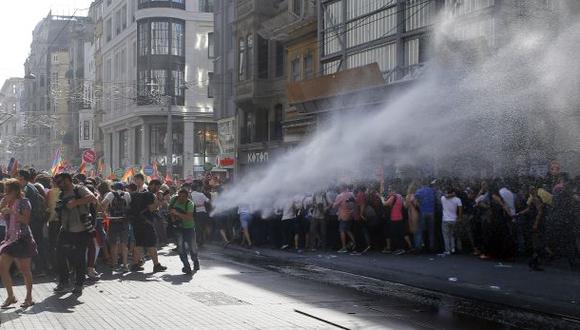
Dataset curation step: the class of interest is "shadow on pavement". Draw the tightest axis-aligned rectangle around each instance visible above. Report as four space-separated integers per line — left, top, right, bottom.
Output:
160 272 196 285
26 292 84 315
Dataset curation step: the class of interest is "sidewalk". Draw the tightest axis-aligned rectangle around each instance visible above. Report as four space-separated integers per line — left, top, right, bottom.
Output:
214 244 580 320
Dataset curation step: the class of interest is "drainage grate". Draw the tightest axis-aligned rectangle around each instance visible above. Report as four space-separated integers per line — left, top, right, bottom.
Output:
186 292 249 306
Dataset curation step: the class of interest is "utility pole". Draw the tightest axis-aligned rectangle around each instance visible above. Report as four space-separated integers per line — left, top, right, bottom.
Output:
166 96 173 178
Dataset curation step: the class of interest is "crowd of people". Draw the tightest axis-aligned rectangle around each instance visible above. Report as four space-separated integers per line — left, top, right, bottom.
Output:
215 170 580 273
0 164 578 310
0 170 207 309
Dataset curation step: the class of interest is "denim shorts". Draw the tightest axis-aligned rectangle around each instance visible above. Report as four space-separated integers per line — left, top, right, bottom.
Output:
339 220 353 232
108 220 129 244
239 213 252 230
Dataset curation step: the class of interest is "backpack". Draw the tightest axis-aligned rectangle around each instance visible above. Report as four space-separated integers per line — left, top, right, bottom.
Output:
128 192 156 223
109 192 127 218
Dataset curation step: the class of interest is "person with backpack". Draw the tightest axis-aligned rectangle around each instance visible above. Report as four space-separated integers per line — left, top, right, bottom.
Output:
169 188 199 274
333 184 357 253
101 182 131 272
128 179 167 273
52 173 97 295
17 169 48 276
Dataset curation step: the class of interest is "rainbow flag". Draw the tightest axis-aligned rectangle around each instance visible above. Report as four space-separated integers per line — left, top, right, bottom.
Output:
50 148 63 176
121 167 135 183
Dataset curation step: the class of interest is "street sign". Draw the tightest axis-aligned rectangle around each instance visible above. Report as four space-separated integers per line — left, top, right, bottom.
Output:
82 149 96 164
143 165 154 176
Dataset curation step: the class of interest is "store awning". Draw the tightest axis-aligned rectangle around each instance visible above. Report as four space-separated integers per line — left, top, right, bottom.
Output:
287 63 386 107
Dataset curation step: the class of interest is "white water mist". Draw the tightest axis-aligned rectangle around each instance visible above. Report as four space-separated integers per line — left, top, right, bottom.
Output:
214 7 580 214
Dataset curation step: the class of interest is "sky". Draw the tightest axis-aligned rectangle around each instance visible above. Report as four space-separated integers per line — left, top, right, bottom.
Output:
0 0 92 84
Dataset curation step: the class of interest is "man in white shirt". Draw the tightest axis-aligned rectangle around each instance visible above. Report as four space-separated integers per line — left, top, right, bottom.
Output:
499 186 516 217
190 182 210 247
441 187 463 255
101 183 132 272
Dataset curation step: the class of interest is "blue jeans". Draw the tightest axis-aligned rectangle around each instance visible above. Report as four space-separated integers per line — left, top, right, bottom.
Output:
175 228 199 269
415 213 435 250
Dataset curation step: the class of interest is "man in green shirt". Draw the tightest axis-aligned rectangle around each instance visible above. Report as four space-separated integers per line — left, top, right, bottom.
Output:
169 188 199 274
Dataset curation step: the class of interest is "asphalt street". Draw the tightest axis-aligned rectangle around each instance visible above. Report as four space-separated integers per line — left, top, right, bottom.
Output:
0 244 578 329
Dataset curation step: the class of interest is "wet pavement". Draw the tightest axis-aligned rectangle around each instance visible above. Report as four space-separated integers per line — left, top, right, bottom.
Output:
0 244 579 329
207 244 580 329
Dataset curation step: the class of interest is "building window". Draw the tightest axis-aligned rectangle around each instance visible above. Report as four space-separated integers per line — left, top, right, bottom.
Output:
83 121 91 140
135 126 142 163
291 58 300 81
171 21 184 56
151 69 168 95
273 104 283 140
149 124 167 161
275 42 284 77
106 18 112 42
119 130 129 167
194 123 219 156
257 36 268 79
238 38 245 81
115 10 122 35
172 69 185 97
151 21 169 55
292 0 303 16
208 32 215 58
122 5 128 30
139 69 184 104
138 22 150 56
303 51 313 79
199 0 214 13
207 72 214 98
138 0 185 10
246 34 253 79
139 19 184 56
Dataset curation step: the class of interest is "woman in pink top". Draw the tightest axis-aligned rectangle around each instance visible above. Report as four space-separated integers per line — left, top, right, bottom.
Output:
383 185 413 254
0 179 37 309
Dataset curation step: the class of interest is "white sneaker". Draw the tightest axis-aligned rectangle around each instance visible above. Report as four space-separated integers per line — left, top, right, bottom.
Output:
87 268 100 279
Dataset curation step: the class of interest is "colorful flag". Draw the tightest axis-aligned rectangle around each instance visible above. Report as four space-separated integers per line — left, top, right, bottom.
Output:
50 148 62 176
97 159 105 174
78 161 87 175
121 167 135 183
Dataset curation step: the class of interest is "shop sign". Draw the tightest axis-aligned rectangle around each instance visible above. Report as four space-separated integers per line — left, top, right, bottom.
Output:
248 152 269 164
